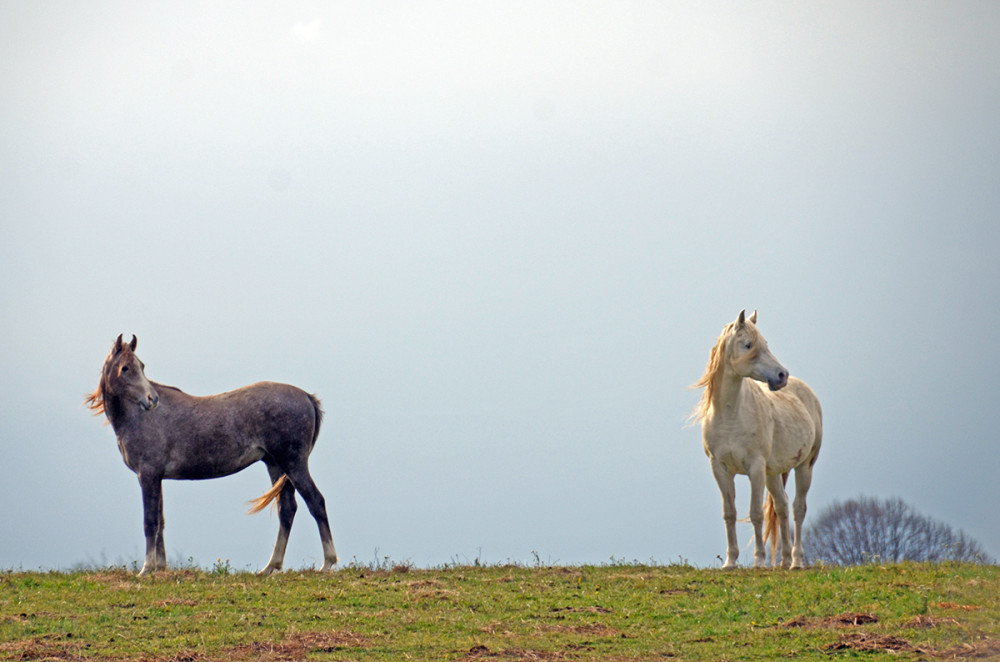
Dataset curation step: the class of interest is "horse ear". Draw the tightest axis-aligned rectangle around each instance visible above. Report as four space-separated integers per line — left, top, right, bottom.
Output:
737 309 746 327
114 334 124 353
748 310 757 325
129 335 138 351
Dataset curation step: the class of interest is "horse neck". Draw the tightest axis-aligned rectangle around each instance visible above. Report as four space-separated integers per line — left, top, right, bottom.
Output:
100 382 144 432
101 387 127 426
711 361 751 415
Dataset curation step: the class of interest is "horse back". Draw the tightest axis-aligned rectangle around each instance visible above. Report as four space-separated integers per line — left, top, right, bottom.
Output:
129 381 323 477
205 381 322 443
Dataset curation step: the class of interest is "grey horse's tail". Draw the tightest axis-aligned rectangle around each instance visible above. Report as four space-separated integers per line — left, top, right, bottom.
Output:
308 393 324 447
248 475 287 514
763 472 789 566
247 392 324 515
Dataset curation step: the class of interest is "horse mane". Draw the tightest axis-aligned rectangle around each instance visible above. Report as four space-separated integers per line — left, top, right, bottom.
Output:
85 343 121 420
688 329 728 425
688 320 761 425
85 386 105 417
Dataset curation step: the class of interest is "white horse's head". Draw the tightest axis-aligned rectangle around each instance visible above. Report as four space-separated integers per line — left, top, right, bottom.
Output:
727 309 788 391
690 309 793 424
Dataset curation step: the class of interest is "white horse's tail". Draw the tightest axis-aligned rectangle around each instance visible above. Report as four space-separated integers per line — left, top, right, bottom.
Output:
247 475 287 514
763 472 790 566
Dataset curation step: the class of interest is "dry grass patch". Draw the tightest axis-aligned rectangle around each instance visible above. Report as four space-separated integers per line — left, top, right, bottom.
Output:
824 631 917 654
159 630 370 662
463 644 578 660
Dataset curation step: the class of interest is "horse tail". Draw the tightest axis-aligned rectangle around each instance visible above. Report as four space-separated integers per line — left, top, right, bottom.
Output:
763 494 778 566
309 393 324 446
247 475 287 514
763 472 790 566
248 393 321 515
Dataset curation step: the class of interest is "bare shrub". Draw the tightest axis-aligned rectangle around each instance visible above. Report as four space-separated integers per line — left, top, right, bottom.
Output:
804 496 993 565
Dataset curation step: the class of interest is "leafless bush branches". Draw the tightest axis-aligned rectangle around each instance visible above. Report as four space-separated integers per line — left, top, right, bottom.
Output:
804 496 993 565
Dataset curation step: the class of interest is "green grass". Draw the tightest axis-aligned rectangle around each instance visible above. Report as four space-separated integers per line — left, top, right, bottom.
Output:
2 562 998 660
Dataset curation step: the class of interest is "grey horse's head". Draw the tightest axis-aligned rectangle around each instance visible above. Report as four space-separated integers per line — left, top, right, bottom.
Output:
104 334 160 411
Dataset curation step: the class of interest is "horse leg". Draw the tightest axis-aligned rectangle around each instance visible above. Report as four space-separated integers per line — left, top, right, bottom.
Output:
155 492 167 571
710 460 739 569
747 460 768 569
137 473 164 576
790 464 814 569
765 473 792 568
286 464 337 571
260 466 298 576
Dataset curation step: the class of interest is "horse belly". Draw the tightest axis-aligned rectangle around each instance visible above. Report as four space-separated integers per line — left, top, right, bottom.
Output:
769 398 817 472
163 444 266 480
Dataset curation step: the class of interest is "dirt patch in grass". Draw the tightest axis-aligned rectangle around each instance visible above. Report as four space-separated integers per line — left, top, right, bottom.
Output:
782 611 878 628
824 632 916 654
784 610 998 658
904 614 960 629
232 631 369 660
935 638 1000 658
0 633 87 660
154 630 370 662
410 587 461 601
550 606 612 615
824 632 1000 658
463 643 578 659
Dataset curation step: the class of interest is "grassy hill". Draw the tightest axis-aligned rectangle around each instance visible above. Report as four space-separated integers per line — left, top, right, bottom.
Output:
2 562 998 660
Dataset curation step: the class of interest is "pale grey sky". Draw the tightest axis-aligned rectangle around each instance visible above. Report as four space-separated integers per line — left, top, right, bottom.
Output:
2 1 998 571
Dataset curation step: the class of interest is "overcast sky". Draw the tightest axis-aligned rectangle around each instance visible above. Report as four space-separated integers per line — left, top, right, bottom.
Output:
2 1 999 571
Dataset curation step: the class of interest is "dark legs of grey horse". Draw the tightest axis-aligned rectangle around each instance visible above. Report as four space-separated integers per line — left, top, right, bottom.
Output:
260 465 298 576
286 463 338 571
258 461 337 575
157 492 166 568
138 474 167 575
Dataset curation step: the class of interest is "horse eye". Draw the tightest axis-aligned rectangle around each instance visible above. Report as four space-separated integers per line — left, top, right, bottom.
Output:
744 342 753 350
121 365 130 373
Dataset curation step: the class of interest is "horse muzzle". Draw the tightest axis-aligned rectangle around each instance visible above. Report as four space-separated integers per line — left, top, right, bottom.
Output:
140 393 160 410
768 371 789 391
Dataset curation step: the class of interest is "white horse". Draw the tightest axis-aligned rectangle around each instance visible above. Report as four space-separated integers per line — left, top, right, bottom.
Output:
690 310 822 569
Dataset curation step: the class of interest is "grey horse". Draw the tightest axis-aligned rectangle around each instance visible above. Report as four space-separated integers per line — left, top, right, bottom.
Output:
87 334 337 575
